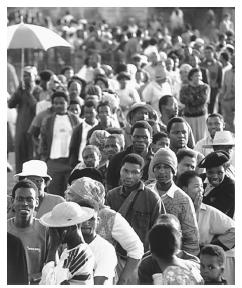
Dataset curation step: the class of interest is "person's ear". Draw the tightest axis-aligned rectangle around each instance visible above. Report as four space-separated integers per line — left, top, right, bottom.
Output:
35 197 39 208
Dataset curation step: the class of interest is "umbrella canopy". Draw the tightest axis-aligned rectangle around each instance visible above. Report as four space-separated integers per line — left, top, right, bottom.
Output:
7 22 72 50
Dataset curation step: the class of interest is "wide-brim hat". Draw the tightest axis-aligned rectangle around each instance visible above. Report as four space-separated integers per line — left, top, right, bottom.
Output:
203 131 235 148
40 202 95 227
126 102 158 124
198 150 230 169
14 160 52 180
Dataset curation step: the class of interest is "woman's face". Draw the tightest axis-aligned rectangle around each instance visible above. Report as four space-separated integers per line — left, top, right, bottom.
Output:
191 71 202 85
206 165 226 187
82 148 100 168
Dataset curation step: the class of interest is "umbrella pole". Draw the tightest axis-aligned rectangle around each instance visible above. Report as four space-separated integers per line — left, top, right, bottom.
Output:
21 48 25 89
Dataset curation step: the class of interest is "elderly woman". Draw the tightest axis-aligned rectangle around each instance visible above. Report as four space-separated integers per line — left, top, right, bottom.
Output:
180 67 210 142
178 170 235 284
198 151 235 218
65 176 144 285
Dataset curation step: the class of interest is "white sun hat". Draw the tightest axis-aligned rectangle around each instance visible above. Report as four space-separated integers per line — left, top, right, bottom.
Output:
40 202 95 227
14 160 52 180
203 131 235 148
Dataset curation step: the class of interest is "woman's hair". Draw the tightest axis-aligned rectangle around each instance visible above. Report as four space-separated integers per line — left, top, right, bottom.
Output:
177 170 200 189
82 145 101 158
149 223 181 260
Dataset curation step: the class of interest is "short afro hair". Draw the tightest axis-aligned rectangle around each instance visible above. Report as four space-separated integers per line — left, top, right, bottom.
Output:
131 120 153 136
121 153 144 169
12 179 38 199
200 244 226 267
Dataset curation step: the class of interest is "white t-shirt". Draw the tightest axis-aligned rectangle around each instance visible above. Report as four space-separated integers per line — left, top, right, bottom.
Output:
89 235 117 284
50 114 72 159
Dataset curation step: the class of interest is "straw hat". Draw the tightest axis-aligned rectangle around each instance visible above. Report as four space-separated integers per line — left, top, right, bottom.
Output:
40 202 94 227
14 160 52 180
203 131 235 148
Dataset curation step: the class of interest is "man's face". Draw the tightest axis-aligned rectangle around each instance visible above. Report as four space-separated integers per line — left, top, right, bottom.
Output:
104 138 121 160
204 48 214 61
152 137 170 153
53 96 68 114
207 116 224 138
200 254 224 283
24 176 45 197
69 104 81 115
84 106 97 124
132 128 152 154
98 105 112 123
161 98 178 119
81 212 99 238
153 163 173 185
185 176 203 211
23 71 32 85
132 108 149 123
206 165 226 187
120 162 142 187
68 81 82 99
64 69 74 80
177 156 196 176
165 58 174 71
82 148 100 168
13 187 38 221
169 122 188 149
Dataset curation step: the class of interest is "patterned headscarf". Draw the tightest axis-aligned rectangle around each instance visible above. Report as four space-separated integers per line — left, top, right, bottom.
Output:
89 130 111 151
69 177 105 206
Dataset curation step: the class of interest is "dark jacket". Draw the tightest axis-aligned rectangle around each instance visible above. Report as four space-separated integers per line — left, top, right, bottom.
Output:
201 174 235 218
106 145 154 190
69 122 84 168
106 181 163 251
40 112 80 161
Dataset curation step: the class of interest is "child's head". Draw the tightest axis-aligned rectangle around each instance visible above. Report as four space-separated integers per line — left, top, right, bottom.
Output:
82 145 101 168
151 132 170 153
200 244 226 283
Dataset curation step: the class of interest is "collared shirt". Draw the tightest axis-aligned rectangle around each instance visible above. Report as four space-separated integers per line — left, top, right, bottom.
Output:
194 135 214 157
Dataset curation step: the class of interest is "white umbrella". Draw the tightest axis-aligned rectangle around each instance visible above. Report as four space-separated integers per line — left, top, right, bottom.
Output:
7 19 72 86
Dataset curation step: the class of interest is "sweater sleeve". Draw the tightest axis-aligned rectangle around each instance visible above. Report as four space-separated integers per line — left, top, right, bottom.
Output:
179 195 200 256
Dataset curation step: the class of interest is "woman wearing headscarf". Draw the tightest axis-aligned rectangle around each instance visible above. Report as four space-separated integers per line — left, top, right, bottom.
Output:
65 176 144 285
8 66 38 173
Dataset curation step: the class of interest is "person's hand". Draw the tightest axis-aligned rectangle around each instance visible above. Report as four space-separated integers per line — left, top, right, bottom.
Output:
49 227 63 249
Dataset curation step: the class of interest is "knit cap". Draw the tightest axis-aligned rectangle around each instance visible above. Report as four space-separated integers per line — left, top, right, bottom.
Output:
151 148 177 174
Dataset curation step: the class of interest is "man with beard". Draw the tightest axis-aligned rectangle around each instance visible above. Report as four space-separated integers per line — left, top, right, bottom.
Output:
147 148 199 256
106 153 164 252
107 120 154 189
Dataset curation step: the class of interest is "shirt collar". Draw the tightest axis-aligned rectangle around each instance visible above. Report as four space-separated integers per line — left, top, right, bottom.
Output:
200 203 207 210
155 181 176 199
121 181 144 197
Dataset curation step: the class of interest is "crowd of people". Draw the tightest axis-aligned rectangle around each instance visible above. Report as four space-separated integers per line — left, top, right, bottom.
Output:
7 7 235 285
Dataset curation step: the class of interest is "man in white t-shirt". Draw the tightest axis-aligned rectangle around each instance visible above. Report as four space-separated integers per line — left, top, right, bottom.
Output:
80 200 118 285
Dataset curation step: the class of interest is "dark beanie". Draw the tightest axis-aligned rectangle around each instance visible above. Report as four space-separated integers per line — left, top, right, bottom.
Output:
198 150 230 169
68 168 103 185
